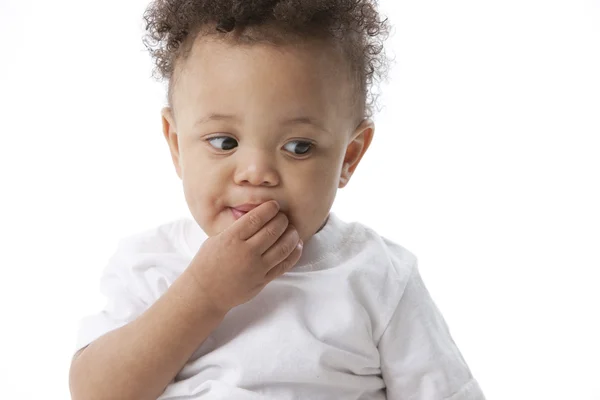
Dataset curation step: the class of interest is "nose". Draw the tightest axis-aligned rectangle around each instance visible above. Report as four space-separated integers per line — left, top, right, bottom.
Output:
233 149 280 187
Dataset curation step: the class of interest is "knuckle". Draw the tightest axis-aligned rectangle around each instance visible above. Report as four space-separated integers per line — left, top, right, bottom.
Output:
265 226 279 238
248 213 261 229
279 260 291 271
279 243 291 257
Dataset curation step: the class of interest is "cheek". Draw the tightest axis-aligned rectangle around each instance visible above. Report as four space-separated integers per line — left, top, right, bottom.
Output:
183 157 226 193
291 160 340 200
286 168 338 239
181 160 229 217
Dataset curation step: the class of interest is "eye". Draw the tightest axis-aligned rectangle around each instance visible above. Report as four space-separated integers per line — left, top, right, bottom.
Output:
207 136 238 151
283 140 313 156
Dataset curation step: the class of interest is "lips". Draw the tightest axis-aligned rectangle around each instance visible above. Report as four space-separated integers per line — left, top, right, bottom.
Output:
231 204 261 212
230 203 264 220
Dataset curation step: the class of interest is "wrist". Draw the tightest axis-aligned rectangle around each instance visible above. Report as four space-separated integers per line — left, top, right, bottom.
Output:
183 263 231 317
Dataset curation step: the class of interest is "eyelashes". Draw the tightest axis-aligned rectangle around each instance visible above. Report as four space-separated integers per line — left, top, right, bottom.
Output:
207 136 238 151
206 136 314 157
282 140 313 155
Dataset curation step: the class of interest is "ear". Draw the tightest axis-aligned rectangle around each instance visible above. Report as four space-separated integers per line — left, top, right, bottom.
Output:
339 119 375 188
162 107 183 180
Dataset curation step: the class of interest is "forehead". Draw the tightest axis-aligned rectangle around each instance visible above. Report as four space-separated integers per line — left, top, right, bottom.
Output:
171 36 355 127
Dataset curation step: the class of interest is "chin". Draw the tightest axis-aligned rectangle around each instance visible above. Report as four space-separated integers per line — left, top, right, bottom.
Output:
189 210 223 238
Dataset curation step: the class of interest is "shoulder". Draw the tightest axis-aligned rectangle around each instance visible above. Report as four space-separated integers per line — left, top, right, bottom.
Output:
339 215 418 281
113 217 209 259
115 218 190 252
380 236 419 282
103 217 202 281
73 218 199 353
332 215 419 334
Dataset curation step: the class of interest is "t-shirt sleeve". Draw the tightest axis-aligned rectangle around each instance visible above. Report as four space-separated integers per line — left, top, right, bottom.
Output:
73 237 153 355
378 262 486 400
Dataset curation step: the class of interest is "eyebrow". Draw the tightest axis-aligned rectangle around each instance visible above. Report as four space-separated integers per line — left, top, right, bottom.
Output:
194 113 331 135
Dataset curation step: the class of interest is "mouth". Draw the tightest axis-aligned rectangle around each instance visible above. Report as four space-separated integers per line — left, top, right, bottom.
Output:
230 208 246 220
229 203 262 220
231 204 261 212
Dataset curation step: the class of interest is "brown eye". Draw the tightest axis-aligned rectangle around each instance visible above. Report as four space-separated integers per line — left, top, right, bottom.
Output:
283 140 313 155
207 136 238 151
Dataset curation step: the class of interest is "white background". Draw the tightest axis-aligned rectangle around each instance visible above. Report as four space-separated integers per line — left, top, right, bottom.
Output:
1 0 599 398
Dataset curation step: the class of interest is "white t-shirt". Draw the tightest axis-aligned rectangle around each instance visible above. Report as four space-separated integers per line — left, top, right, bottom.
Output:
74 213 485 400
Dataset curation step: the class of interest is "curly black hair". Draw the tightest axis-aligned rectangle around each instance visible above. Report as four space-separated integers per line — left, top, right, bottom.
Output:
142 0 392 119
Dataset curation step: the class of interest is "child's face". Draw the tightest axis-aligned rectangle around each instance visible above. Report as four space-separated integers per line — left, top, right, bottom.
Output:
162 35 374 242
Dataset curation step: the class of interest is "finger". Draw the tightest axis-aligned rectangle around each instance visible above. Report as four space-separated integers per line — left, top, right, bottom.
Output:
265 239 303 282
230 200 280 241
246 212 289 254
262 225 300 268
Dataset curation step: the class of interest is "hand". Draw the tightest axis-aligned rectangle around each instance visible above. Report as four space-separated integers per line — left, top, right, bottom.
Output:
188 200 303 314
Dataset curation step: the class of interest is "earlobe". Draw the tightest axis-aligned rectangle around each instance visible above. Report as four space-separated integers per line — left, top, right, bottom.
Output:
339 119 375 188
162 107 176 141
161 107 183 180
338 163 351 188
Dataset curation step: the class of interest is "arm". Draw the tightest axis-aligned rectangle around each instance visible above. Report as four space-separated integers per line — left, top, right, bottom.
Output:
70 201 302 400
378 263 485 400
69 264 227 400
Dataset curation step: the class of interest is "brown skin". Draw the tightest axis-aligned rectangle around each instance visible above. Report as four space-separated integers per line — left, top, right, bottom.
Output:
70 34 375 400
70 202 304 400
162 35 375 245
